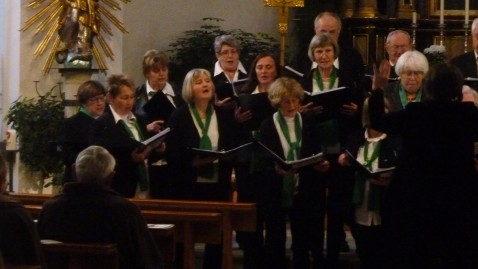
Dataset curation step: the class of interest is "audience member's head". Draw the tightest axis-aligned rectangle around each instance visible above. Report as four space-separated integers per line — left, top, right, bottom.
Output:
385 30 412 65
424 63 463 102
77 80 107 118
314 11 342 42
74 146 116 186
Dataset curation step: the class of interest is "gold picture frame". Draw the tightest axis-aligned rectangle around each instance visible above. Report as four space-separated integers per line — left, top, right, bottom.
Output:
429 0 478 17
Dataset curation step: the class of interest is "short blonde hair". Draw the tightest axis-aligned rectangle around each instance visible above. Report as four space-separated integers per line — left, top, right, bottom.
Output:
181 69 215 103
107 74 135 98
308 33 340 62
142 49 170 77
268 77 304 108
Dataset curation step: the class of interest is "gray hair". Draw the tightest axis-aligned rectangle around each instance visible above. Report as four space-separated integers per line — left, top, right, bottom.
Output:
308 33 340 62
385 30 411 45
395 50 429 76
75 146 116 183
181 68 215 103
314 11 342 33
214 35 240 54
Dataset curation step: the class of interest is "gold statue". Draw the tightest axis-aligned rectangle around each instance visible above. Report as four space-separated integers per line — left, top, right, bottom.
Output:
21 0 130 73
55 0 99 66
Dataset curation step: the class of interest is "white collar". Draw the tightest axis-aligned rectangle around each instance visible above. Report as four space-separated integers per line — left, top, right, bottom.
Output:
110 104 136 124
146 81 175 97
213 61 247 77
364 129 387 143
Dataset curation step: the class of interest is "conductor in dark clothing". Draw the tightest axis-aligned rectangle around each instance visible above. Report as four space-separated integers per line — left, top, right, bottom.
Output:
370 62 478 269
450 17 478 90
37 146 163 269
58 80 106 184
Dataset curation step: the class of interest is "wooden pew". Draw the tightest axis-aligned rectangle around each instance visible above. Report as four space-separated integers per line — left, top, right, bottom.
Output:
131 198 256 269
22 202 222 269
12 193 257 269
41 241 119 269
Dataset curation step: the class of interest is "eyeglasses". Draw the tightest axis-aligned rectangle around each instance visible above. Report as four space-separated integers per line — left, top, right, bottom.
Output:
219 49 238 56
87 96 106 103
401 71 424 78
388 44 411 52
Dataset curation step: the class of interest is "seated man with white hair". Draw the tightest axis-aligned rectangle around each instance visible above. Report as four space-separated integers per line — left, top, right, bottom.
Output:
37 145 163 269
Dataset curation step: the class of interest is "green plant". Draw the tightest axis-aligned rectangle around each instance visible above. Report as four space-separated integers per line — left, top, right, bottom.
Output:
5 85 65 189
167 17 280 86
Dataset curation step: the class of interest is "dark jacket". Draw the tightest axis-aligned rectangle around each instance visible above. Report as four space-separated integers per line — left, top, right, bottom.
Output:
58 111 95 184
0 195 43 266
166 104 239 201
134 83 184 124
37 182 163 269
89 109 149 197
450 51 478 90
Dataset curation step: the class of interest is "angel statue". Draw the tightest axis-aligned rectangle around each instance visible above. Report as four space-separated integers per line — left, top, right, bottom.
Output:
21 0 130 73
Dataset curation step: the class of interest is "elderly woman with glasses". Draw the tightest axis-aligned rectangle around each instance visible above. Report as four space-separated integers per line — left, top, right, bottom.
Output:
384 50 429 112
58 80 107 185
212 35 248 105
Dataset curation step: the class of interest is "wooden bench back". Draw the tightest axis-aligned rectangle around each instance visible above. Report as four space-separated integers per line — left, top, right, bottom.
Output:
131 198 256 231
41 242 118 269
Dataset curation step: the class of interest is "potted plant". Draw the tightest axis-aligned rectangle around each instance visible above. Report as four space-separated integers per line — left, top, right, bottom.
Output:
5 84 65 192
167 17 280 86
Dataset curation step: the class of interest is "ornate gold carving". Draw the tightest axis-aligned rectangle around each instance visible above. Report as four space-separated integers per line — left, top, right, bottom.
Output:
264 0 304 65
21 0 130 74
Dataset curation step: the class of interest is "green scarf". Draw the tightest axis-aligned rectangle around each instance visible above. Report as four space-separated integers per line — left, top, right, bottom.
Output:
79 106 94 118
352 140 381 211
399 85 422 109
276 111 302 208
191 104 214 178
314 67 338 91
119 118 149 191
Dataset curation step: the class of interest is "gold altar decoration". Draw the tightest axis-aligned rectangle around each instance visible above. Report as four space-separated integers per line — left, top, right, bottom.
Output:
397 0 414 19
21 0 131 74
264 0 304 66
353 0 378 18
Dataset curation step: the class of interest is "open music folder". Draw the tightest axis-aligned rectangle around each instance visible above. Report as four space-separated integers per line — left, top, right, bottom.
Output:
344 150 395 176
216 78 248 100
237 92 275 130
257 141 324 170
140 127 171 150
190 142 254 159
303 86 348 120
